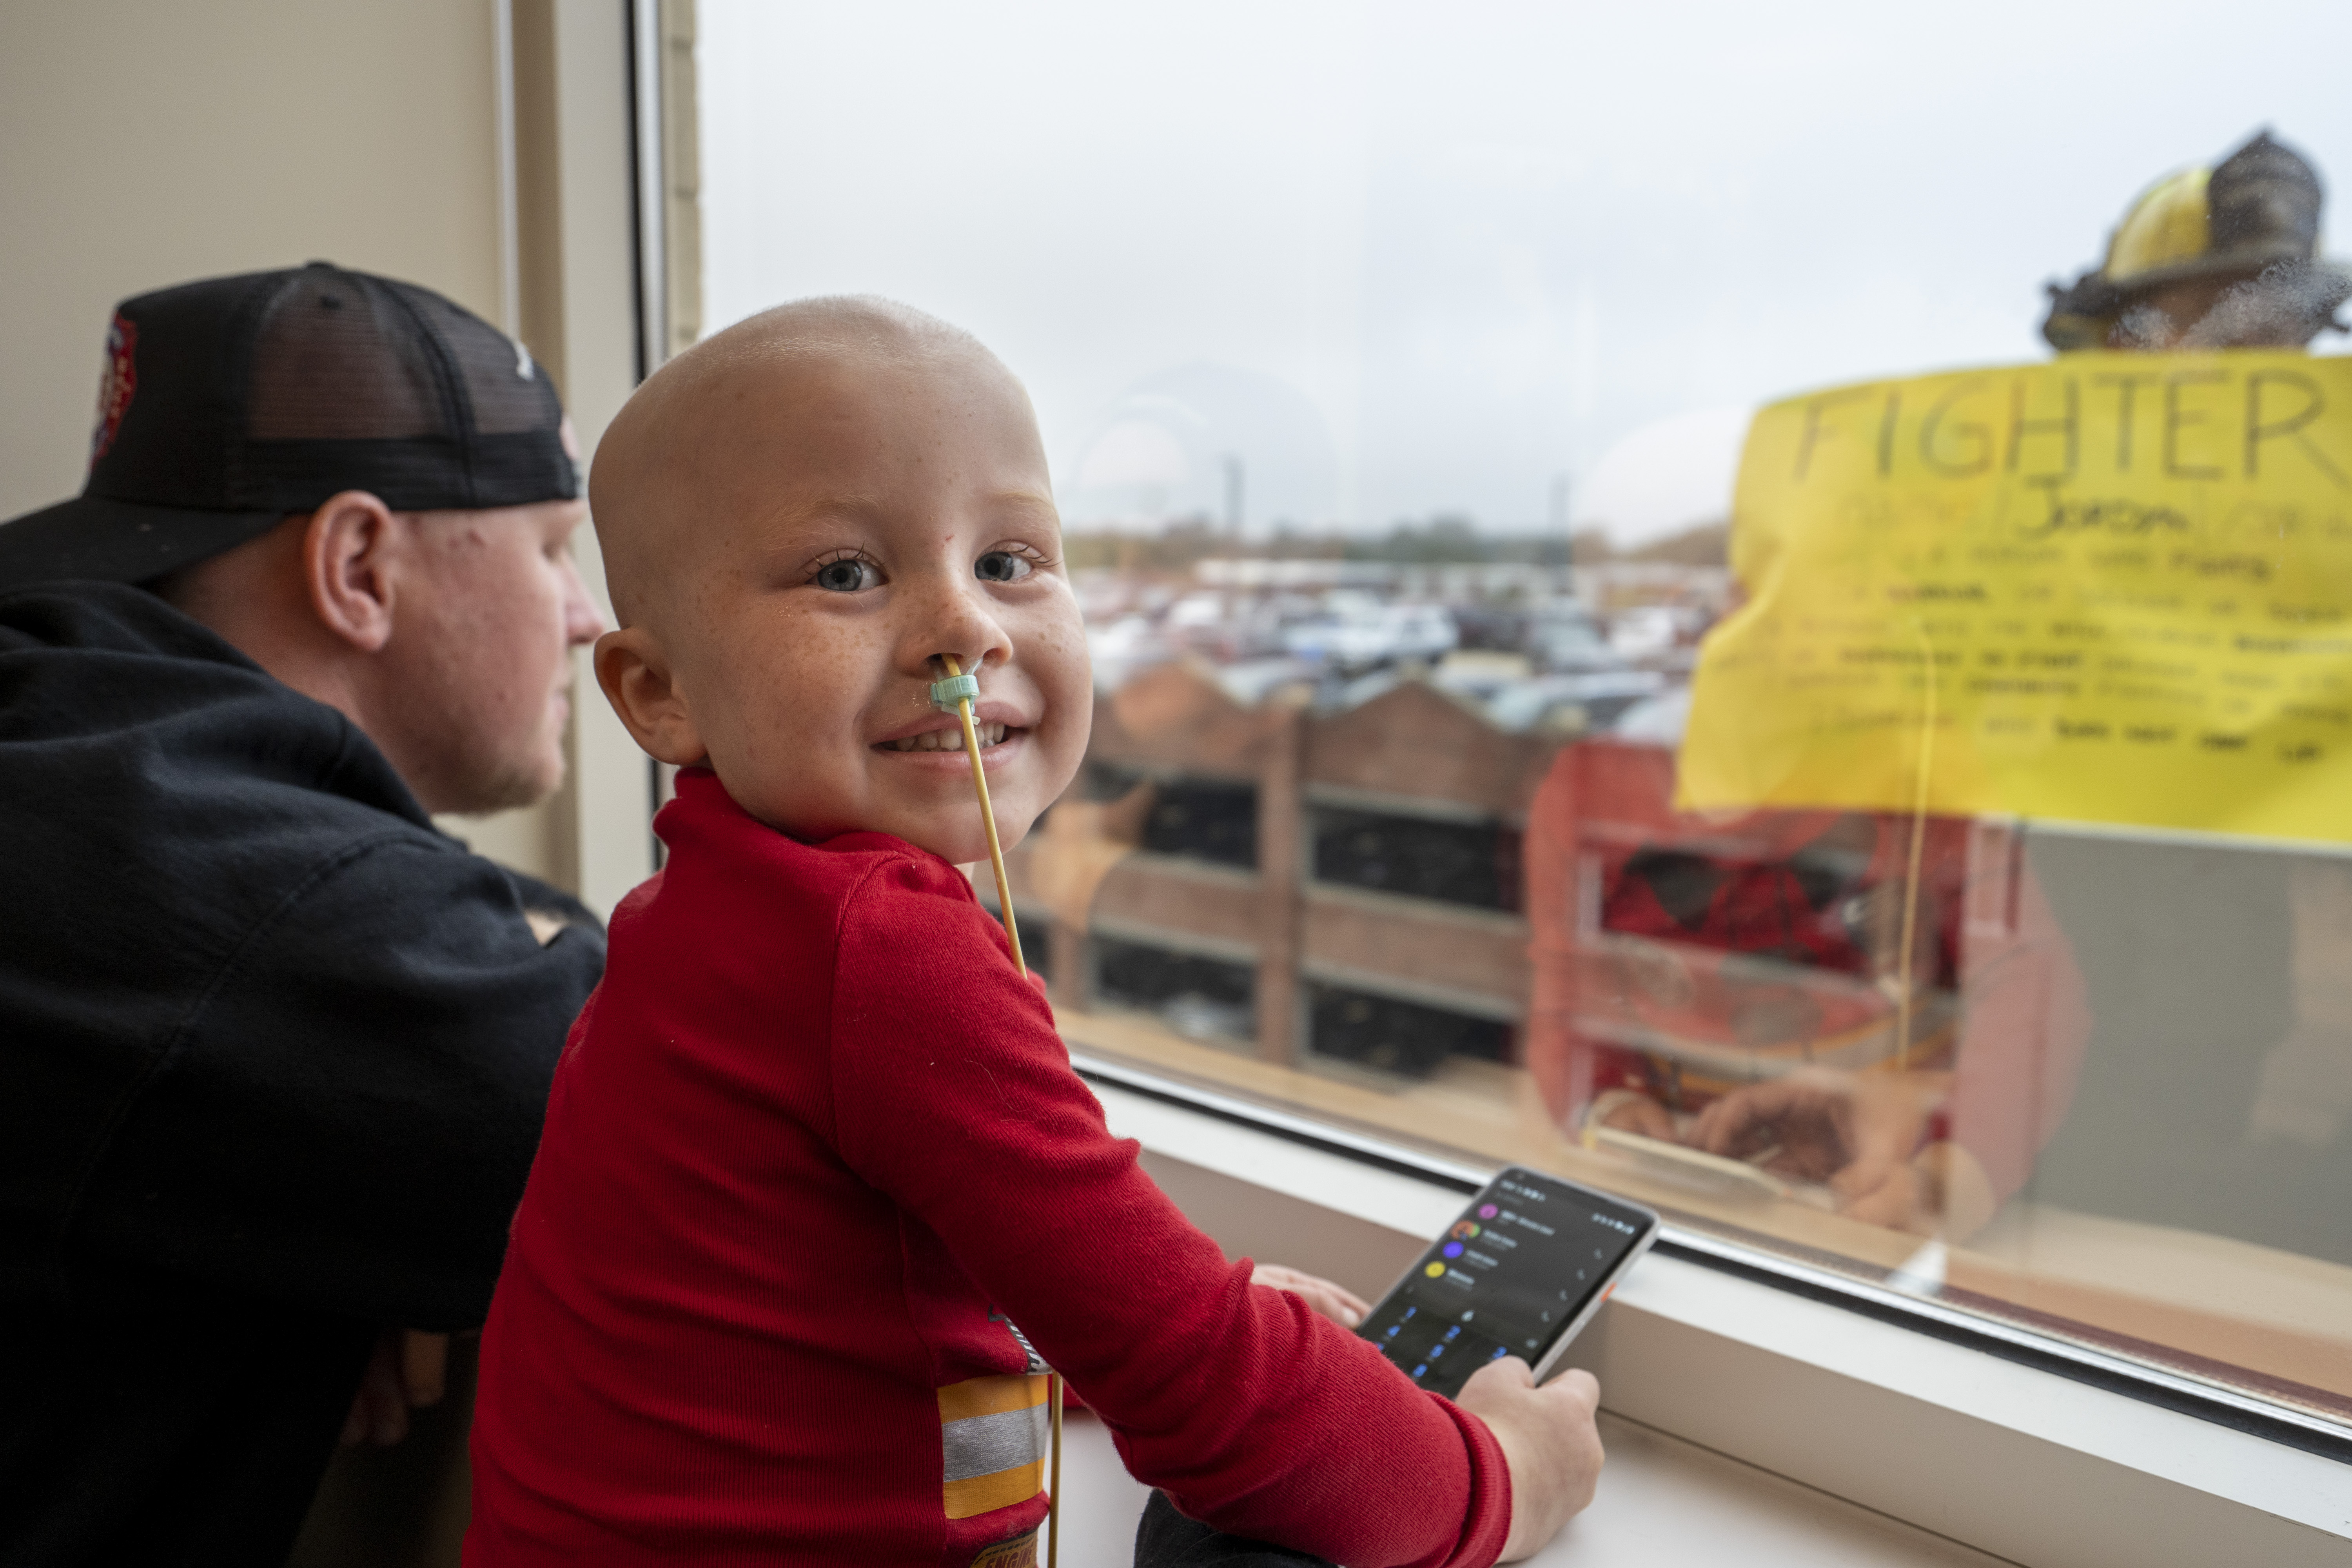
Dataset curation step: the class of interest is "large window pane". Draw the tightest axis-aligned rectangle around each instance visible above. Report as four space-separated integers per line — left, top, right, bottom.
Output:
699 0 2352 1432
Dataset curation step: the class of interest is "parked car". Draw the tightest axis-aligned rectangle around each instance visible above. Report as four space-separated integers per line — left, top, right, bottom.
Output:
1608 604 1695 661
1484 670 1669 733
1528 609 1622 673
1283 602 1460 671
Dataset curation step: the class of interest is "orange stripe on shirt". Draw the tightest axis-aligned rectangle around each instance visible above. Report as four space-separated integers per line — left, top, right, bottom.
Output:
942 1459 1044 1521
936 1372 1049 1424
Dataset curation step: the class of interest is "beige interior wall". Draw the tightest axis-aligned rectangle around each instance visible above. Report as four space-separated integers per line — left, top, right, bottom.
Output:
0 0 506 517
0 0 662 905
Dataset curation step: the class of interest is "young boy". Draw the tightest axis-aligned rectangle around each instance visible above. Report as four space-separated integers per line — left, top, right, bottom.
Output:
464 299 1604 1567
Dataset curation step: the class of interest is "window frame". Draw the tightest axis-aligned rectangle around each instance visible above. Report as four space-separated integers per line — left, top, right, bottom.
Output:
1080 1051 2352 1560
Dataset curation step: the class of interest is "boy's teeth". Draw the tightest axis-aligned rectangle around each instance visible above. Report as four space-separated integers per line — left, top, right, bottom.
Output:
886 723 1008 753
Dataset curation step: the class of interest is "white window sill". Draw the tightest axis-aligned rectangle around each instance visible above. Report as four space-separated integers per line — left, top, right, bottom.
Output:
1079 1055 2352 1566
1055 1406 2020 1567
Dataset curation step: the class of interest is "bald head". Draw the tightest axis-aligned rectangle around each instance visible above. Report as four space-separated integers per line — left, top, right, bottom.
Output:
592 296 1020 628
582 294 1084 860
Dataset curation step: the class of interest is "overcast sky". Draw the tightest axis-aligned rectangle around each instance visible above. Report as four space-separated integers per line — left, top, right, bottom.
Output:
700 0 2350 545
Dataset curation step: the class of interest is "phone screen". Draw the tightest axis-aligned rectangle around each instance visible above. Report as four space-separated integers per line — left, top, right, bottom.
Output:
1355 1167 1652 1399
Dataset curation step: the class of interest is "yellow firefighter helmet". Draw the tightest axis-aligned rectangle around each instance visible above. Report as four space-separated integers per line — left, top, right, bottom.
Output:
2042 129 2349 350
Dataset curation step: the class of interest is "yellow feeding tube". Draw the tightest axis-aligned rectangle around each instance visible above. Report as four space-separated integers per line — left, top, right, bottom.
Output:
927 655 1057 1564
931 654 1025 975
1047 1375 1063 1568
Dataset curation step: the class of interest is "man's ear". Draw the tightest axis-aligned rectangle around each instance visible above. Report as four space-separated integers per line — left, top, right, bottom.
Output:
594 626 708 766
300 490 401 653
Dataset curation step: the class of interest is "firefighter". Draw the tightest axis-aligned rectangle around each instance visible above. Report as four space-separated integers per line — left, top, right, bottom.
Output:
1533 129 2352 1247
2022 129 2352 1267
2041 128 2349 352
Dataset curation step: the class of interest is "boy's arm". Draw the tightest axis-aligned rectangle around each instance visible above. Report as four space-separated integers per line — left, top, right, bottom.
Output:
829 859 1511 1568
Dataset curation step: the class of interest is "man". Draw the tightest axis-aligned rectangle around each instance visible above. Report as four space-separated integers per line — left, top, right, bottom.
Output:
0 263 606 1563
1530 128 2352 1250
2041 128 2350 352
2025 129 2352 1266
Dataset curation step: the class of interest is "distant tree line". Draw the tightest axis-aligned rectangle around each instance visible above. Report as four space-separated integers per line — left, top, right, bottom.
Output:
1572 522 1728 568
1063 512 1726 571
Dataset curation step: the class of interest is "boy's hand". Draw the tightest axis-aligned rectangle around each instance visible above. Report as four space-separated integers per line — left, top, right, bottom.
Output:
1454 1357 1604 1562
1249 1263 1369 1328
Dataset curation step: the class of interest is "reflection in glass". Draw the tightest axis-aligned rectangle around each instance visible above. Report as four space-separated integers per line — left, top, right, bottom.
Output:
701 0 2352 1433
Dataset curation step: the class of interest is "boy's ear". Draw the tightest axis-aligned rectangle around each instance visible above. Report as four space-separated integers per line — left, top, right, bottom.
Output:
593 627 708 766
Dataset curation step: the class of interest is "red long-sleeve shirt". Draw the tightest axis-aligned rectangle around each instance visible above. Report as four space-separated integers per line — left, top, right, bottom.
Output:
466 769 1510 1567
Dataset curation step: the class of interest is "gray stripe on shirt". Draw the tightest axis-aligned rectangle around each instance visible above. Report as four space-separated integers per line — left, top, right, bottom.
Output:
942 1402 1049 1483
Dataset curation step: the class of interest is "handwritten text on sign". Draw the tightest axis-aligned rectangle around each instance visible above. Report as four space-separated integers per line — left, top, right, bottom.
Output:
1679 352 2352 844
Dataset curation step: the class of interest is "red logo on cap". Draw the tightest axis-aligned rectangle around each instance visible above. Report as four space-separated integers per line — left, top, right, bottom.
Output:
89 312 138 468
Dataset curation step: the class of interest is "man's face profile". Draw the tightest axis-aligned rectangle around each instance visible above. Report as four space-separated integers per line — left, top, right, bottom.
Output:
387 496 601 815
160 487 607 817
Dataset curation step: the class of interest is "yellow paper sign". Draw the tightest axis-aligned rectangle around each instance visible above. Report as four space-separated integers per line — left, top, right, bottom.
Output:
1680 352 2352 844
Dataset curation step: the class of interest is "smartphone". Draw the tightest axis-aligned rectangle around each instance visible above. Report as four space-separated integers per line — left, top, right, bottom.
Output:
1354 1166 1659 1399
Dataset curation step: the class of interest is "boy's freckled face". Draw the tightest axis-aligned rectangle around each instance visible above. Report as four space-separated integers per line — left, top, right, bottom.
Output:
661 349 1090 863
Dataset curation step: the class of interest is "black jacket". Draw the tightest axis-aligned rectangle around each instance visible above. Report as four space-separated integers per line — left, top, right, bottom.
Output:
0 583 605 1564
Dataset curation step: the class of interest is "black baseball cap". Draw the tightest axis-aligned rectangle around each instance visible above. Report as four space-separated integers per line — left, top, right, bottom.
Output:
0 262 581 592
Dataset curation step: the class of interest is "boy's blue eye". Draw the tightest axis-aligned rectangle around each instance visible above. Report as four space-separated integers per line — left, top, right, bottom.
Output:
975 551 1032 584
813 559 877 592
